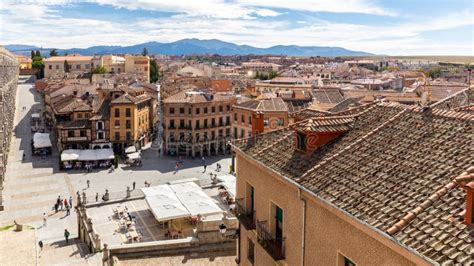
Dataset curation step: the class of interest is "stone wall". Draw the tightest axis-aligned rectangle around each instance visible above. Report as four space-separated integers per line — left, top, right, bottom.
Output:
0 47 19 210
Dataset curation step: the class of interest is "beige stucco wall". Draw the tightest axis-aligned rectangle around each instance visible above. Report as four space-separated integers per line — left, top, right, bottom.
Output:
235 151 427 266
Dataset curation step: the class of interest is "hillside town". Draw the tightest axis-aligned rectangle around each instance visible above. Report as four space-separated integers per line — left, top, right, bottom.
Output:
0 45 472 265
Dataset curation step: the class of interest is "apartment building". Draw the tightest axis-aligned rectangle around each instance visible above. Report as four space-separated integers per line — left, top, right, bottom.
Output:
44 55 93 79
162 90 236 157
241 62 280 76
255 77 312 94
230 96 473 266
232 97 288 138
44 54 150 82
109 86 153 152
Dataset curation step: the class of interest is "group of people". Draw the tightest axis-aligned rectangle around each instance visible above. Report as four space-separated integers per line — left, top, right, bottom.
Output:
53 195 73 216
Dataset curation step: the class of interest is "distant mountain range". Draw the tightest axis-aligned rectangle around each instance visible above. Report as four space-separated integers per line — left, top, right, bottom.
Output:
4 38 372 57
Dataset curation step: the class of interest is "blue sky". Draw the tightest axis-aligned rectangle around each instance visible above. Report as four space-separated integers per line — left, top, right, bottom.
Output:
0 0 472 55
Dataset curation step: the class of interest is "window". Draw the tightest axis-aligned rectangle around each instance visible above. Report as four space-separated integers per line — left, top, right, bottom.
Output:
226 116 230 125
77 113 82 119
219 117 223 126
114 132 120 140
179 107 185 114
212 106 216 113
297 132 307 151
80 130 86 137
126 120 131 129
277 118 284 126
195 120 200 129
85 64 90 69
240 129 245 138
169 107 175 114
211 118 216 127
204 107 208 114
248 238 255 264
55 65 59 69
234 113 237 121
76 64 81 69
48 65 52 70
249 116 252 125
219 105 223 112
241 115 245 123
226 128 230 137
196 108 200 115
344 257 356 266
263 118 269 127
114 108 120 117
169 120 175 128
234 128 238 138
114 120 120 128
67 130 74 138
211 131 215 139
188 108 192 115
226 105 231 111
204 119 208 128
125 108 131 117
180 119 185 128
97 132 104 140
126 132 131 140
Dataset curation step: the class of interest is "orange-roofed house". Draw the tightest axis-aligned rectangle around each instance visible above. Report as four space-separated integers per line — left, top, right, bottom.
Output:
210 79 232 92
44 55 93 78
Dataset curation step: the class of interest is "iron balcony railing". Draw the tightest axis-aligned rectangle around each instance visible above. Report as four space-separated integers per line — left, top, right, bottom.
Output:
235 198 256 230
256 220 285 261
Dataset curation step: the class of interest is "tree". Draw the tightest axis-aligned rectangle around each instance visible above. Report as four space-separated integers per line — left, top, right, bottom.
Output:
150 59 159 83
35 50 41 58
30 50 35 59
91 66 107 74
31 54 44 79
49 49 59 57
427 67 442 79
64 60 70 73
142 47 149 56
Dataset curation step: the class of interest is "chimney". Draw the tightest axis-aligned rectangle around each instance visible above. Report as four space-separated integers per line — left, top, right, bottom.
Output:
464 182 474 225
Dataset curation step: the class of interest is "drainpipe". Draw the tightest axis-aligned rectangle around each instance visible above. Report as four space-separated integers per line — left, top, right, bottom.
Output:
299 188 307 266
235 223 241 264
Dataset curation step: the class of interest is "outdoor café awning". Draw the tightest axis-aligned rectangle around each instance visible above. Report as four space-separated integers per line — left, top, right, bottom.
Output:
142 182 224 222
61 148 114 162
125 146 137 154
33 133 52 148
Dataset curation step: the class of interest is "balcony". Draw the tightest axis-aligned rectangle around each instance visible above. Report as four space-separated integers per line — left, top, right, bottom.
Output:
256 220 285 261
235 198 256 230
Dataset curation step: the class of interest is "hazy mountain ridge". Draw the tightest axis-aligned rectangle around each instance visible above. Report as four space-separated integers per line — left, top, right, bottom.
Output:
4 38 373 56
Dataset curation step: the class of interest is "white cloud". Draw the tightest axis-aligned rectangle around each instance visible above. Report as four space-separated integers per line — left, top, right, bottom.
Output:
0 2 472 55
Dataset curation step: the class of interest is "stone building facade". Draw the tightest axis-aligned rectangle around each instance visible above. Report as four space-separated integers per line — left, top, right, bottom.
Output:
162 90 235 157
0 47 19 210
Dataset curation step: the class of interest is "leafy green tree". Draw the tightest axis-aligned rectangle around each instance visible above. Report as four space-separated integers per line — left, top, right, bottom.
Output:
428 67 442 79
142 47 149 56
31 54 44 79
150 59 159 83
91 66 107 74
35 50 41 57
64 60 70 73
49 49 59 57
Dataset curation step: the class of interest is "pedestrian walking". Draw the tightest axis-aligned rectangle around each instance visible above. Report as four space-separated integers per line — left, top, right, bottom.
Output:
86 179 90 189
43 213 47 226
54 203 58 213
95 193 99 202
66 204 70 216
59 199 64 211
64 229 70 243
64 198 68 208
38 240 43 251
203 164 207 172
69 196 73 208
132 181 136 190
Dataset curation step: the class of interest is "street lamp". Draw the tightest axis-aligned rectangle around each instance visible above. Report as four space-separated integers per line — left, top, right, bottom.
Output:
219 223 227 235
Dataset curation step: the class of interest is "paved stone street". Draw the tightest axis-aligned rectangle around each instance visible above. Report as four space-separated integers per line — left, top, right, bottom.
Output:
0 76 232 265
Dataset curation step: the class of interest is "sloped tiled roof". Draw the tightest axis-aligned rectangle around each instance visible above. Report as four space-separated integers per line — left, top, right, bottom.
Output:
234 97 288 112
53 97 92 114
312 88 345 104
232 102 473 265
295 116 354 133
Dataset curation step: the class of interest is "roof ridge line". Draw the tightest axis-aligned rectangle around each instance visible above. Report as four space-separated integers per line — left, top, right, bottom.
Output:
430 86 472 109
296 107 408 183
386 167 474 235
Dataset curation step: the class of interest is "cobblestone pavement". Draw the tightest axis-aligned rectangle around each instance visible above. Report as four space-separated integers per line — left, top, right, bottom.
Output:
0 77 232 265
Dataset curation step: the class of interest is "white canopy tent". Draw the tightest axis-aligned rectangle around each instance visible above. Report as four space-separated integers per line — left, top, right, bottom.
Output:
61 149 114 162
217 175 236 198
33 133 52 148
125 146 137 154
143 182 224 222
